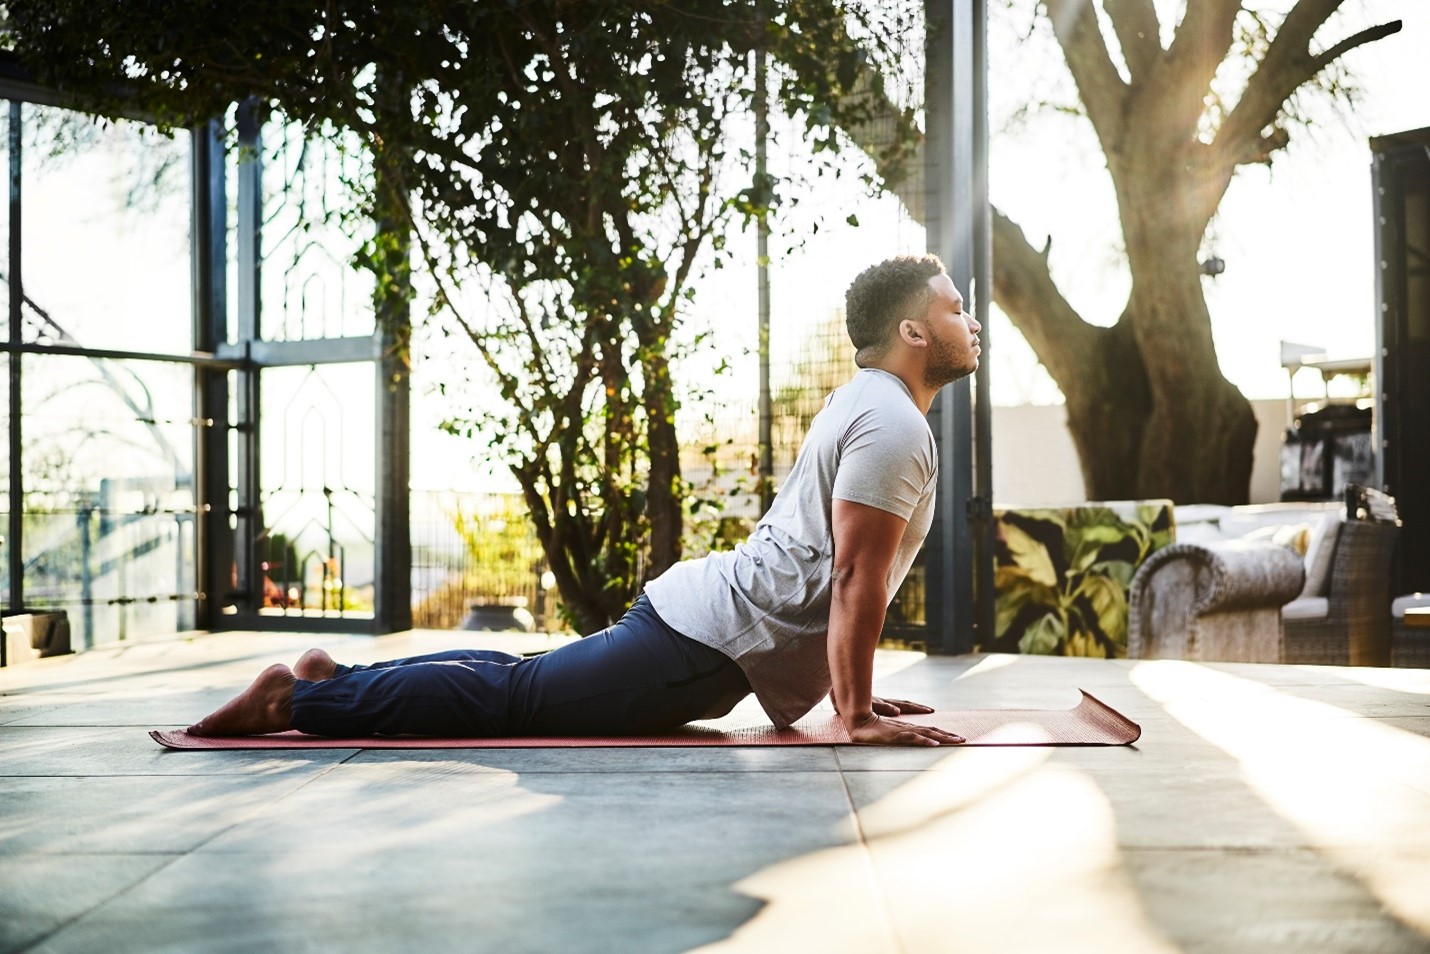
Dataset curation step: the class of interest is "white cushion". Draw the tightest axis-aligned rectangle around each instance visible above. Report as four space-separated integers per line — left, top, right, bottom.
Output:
1242 522 1312 555
1282 597 1330 620
1218 502 1339 537
1392 593 1430 617
1173 504 1230 543
1300 511 1343 599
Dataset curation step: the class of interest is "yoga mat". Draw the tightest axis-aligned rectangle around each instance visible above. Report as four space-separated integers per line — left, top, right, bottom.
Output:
150 689 1139 749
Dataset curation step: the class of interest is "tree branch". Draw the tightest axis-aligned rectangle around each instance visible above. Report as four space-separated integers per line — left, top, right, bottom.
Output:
1312 18 1402 71
1216 11 1402 172
1043 0 1130 150
1153 0 1240 139
1104 0 1161 82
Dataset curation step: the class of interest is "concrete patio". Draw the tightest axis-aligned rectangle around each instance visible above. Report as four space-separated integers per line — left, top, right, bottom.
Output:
2 630 1428 953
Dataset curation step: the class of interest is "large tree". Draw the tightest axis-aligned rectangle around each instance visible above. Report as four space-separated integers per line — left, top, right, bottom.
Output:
868 1 1400 504
5 1 917 631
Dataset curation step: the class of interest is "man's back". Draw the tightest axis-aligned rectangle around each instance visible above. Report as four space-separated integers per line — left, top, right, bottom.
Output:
645 367 937 726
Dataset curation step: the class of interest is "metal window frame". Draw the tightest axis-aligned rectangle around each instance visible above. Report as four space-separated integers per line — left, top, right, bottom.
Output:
1 74 413 659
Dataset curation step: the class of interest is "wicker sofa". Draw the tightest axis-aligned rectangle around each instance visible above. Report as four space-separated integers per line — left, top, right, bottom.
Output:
1128 490 1400 665
1282 515 1399 666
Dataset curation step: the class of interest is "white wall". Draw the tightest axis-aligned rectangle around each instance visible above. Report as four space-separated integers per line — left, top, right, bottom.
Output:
990 399 1292 506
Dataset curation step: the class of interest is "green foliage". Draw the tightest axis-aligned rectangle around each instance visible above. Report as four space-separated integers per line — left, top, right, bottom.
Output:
5 0 920 633
452 496 552 604
988 502 1174 658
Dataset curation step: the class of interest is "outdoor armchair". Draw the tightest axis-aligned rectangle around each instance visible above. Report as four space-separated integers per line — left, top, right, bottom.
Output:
1127 539 1306 662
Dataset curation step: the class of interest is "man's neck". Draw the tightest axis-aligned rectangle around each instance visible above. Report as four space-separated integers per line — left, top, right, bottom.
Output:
862 363 936 415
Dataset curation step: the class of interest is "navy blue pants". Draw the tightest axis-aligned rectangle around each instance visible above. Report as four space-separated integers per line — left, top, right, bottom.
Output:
289 595 752 737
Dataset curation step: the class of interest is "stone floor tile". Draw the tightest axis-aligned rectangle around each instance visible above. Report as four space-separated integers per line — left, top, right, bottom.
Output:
348 745 842 774
202 766 858 860
1121 847 1430 953
0 773 329 854
846 760 1178 954
0 726 352 777
0 853 173 954
27 851 772 954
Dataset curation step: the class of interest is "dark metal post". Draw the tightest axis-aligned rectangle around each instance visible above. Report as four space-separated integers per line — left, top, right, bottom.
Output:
969 0 996 654
922 0 991 654
755 40 774 514
78 501 93 649
374 348 412 632
7 101 23 660
191 117 231 629
234 100 263 616
372 76 413 634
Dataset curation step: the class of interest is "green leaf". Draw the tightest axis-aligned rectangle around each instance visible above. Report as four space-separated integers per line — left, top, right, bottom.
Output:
1076 573 1127 651
993 566 1058 637
1001 522 1058 588
1018 612 1066 655
1096 560 1137 589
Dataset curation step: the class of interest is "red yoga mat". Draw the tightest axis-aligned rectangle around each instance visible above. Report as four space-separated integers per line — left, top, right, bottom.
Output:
150 689 1139 749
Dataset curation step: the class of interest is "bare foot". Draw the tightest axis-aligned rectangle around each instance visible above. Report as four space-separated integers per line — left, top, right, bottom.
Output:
294 648 338 682
188 664 296 736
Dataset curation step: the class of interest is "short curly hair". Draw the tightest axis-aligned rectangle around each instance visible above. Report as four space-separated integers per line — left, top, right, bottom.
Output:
844 254 946 366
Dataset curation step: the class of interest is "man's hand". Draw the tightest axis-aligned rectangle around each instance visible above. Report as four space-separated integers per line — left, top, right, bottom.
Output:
847 712 965 746
871 696 934 717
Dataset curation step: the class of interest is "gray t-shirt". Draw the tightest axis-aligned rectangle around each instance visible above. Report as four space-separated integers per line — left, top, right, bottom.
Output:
644 368 938 728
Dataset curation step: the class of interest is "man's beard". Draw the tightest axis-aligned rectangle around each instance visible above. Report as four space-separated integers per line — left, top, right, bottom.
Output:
923 334 975 389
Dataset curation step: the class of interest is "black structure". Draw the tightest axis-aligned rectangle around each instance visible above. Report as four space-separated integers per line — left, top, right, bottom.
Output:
1372 126 1430 596
923 0 994 654
1 66 414 659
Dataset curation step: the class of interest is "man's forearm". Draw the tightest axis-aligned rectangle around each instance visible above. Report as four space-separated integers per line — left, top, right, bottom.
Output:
827 575 889 729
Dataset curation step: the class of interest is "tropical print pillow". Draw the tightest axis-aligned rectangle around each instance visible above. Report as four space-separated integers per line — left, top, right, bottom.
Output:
987 501 1175 658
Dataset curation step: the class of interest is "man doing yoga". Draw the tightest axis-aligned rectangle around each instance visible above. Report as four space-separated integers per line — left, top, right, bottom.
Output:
190 254 980 746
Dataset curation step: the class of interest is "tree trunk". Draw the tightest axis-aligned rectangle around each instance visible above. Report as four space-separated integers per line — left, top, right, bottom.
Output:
1060 320 1150 502
643 343 683 580
1120 197 1259 505
991 206 1258 505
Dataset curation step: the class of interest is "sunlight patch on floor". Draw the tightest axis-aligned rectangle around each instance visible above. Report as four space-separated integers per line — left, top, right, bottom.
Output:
952 653 1020 681
1310 666 1430 696
1131 660 1430 934
698 747 1177 954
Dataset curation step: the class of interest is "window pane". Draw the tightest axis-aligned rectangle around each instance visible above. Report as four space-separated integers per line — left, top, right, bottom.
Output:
254 123 376 342
258 363 375 617
23 105 191 355
20 355 198 647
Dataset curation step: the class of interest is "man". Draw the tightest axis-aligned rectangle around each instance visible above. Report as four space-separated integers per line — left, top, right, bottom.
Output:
190 254 980 746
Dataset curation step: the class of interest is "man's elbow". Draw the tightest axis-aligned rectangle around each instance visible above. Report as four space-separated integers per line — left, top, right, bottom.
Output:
831 564 887 605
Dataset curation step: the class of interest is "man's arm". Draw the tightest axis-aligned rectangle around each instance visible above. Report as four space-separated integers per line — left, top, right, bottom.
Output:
828 499 964 746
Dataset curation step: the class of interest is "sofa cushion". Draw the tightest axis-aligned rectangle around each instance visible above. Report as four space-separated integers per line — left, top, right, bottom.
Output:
1282 597 1330 620
1391 593 1430 617
1243 522 1312 555
1300 511 1343 599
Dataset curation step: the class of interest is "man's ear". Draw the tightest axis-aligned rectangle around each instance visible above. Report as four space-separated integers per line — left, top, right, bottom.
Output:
899 318 927 348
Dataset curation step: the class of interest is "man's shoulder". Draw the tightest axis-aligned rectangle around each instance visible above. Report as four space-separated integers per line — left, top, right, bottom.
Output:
840 373 931 439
